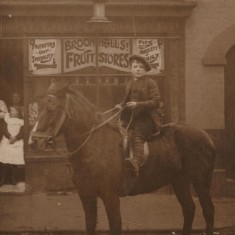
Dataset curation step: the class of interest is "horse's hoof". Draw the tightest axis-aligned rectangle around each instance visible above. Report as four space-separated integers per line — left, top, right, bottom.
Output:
202 232 219 235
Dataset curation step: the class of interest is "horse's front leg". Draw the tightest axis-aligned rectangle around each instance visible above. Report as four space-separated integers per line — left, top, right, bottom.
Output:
102 193 122 235
79 193 97 235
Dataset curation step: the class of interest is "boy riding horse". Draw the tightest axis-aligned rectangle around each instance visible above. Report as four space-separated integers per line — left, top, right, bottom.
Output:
116 55 161 177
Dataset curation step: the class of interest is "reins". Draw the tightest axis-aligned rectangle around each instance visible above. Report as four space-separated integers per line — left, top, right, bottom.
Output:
101 107 117 115
67 106 125 156
32 93 128 163
48 100 126 158
71 106 123 139
51 105 130 160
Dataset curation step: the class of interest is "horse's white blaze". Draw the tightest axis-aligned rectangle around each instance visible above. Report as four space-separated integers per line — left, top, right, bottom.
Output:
28 121 38 144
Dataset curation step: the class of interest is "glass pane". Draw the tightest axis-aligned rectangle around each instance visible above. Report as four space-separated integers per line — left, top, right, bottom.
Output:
73 77 97 106
99 76 128 111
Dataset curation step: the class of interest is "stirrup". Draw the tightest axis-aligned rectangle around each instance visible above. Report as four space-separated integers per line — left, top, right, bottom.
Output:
124 158 139 177
152 130 160 137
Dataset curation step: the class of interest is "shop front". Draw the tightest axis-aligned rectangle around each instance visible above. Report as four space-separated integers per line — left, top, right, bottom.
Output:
0 0 196 192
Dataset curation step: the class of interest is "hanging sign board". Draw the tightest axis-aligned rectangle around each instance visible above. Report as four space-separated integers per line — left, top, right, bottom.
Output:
29 39 61 75
29 38 164 75
64 38 96 73
98 38 130 72
133 39 164 74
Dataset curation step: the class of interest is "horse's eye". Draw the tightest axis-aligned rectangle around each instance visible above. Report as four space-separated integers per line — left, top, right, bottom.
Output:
39 100 48 112
46 105 56 112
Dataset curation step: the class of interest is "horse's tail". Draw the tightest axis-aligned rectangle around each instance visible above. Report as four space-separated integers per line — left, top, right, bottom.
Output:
201 129 216 163
202 130 217 188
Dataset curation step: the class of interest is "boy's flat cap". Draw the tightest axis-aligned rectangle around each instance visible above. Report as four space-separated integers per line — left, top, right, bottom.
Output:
129 54 152 72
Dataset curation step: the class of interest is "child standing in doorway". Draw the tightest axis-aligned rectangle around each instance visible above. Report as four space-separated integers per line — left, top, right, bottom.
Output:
0 106 24 186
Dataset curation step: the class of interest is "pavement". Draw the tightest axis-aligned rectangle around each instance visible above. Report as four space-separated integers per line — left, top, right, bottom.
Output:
0 189 235 235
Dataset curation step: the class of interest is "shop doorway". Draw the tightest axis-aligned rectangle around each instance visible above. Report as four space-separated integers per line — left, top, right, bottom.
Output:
0 39 25 191
225 45 235 179
0 39 23 105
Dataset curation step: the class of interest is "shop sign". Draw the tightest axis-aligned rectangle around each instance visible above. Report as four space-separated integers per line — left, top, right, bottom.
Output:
133 39 164 74
64 38 96 73
29 39 61 75
98 39 130 72
29 38 164 75
63 38 130 73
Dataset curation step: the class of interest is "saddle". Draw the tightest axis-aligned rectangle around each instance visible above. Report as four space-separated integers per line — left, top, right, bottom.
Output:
122 134 149 164
118 116 161 166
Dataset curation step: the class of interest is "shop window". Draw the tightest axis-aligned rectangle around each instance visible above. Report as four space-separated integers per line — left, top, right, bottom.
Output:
27 37 165 156
0 39 25 191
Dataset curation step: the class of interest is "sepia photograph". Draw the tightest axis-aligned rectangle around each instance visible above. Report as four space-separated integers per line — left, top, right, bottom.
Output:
0 0 234 235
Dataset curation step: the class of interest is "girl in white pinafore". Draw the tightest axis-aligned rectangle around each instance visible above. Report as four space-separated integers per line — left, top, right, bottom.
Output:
0 106 24 185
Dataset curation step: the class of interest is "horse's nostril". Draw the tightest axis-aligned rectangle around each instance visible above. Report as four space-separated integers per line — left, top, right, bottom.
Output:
46 137 54 147
48 137 53 144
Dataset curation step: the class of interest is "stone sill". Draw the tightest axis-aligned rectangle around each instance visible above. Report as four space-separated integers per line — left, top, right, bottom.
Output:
26 151 68 163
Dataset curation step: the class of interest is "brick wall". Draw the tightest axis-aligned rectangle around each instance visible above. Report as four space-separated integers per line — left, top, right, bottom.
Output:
185 0 235 129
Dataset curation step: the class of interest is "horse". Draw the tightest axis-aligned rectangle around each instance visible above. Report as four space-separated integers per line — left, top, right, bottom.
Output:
30 84 216 235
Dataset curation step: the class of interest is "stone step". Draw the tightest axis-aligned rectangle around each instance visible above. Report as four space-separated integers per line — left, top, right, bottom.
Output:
211 169 235 197
156 169 235 198
0 231 225 235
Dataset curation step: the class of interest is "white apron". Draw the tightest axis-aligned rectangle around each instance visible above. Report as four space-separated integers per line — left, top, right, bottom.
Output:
0 114 24 165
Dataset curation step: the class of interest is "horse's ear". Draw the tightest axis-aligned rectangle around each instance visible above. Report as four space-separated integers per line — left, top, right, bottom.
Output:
48 78 69 98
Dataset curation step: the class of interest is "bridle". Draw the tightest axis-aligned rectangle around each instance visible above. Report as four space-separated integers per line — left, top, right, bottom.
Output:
30 94 68 148
31 93 126 157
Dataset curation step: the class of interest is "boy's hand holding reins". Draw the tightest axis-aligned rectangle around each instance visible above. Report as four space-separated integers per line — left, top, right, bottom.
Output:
115 104 122 110
126 102 137 108
115 102 137 110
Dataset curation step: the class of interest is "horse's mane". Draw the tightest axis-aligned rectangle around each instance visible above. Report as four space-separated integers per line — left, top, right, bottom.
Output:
47 82 119 135
68 86 123 135
68 86 96 110
65 86 98 125
47 81 96 113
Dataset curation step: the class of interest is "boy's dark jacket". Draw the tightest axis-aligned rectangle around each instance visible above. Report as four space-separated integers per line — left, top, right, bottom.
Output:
120 76 161 131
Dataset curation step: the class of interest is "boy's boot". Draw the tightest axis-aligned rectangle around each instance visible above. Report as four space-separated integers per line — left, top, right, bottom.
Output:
124 158 139 177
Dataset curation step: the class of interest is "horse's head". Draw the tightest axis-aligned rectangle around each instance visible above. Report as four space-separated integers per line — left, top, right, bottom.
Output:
29 81 98 151
29 85 68 150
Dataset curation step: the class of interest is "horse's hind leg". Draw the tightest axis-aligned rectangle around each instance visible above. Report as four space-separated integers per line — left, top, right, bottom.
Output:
192 176 214 235
102 193 122 235
172 176 195 235
79 193 97 235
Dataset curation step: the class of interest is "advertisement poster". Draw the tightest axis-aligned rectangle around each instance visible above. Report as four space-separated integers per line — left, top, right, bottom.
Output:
64 38 96 73
29 39 61 75
98 38 130 72
133 38 164 74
